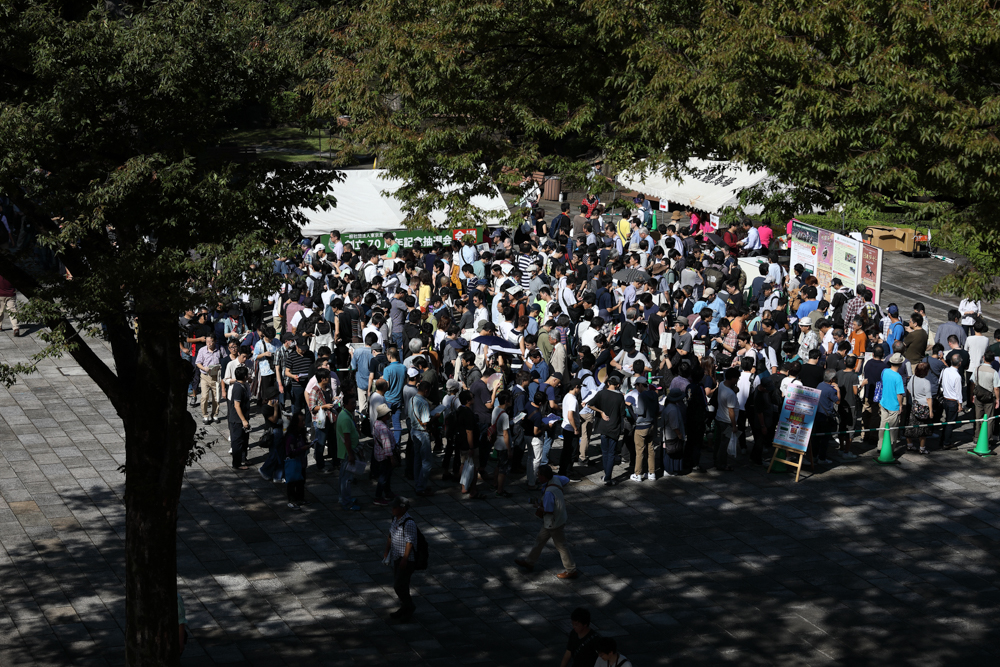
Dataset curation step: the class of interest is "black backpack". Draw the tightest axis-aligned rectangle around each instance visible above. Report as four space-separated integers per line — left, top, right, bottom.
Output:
405 518 429 570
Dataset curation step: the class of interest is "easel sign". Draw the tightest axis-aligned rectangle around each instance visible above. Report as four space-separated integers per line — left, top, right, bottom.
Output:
769 385 821 482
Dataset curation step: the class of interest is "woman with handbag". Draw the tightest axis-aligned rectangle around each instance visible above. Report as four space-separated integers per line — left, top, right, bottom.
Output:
284 413 310 509
904 362 934 455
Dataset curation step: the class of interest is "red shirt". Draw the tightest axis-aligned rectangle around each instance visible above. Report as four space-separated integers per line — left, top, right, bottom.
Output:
0 275 14 299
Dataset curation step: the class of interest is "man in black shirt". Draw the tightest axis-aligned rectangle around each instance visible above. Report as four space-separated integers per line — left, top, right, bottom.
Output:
284 337 315 417
589 376 627 486
562 607 600 667
454 390 485 499
798 348 825 388
228 366 251 470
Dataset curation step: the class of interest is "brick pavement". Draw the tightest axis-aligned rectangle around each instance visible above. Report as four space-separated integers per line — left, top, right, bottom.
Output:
3 324 1000 666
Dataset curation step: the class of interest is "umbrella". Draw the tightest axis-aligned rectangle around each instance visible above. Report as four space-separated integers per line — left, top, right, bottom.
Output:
613 268 650 283
705 233 725 248
472 335 521 355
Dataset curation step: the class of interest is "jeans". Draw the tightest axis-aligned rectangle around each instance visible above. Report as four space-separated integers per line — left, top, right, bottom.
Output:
558 430 579 476
373 458 394 499
393 558 416 612
313 425 329 470
390 404 403 449
339 458 355 506
541 430 553 465
392 332 405 352
411 429 433 492
941 399 959 448
290 384 306 417
259 427 285 481
600 434 617 482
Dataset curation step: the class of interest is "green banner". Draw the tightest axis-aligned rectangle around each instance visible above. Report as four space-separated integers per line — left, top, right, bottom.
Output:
319 227 481 252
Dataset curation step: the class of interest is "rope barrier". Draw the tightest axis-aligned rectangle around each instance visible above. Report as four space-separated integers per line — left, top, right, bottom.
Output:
810 413 1000 437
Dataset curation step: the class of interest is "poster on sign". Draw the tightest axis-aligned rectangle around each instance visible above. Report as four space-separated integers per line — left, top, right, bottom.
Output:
816 230 834 286
789 220 819 275
709 213 720 231
773 385 822 453
833 235 861 287
858 243 883 303
659 200 669 211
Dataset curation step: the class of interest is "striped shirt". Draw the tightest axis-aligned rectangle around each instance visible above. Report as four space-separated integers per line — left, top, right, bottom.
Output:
286 349 314 386
516 254 535 290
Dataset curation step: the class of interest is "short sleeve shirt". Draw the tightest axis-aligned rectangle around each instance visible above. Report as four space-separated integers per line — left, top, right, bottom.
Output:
562 393 579 432
335 409 360 458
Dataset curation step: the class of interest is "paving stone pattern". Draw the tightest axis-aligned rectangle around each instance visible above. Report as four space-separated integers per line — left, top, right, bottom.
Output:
3 305 1000 666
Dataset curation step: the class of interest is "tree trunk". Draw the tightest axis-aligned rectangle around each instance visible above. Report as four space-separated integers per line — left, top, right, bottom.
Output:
124 309 196 666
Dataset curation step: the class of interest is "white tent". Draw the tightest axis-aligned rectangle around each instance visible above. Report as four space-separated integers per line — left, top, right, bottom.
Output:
298 168 510 236
618 158 771 214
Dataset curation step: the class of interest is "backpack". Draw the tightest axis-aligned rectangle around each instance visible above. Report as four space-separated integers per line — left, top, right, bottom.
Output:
704 267 725 291
548 214 565 240
404 518 429 570
310 321 334 354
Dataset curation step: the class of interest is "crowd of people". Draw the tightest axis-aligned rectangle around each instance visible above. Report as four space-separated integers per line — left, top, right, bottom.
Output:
177 194 998 627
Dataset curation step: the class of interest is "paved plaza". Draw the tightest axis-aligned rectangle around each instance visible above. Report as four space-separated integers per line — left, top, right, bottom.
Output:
3 262 1000 666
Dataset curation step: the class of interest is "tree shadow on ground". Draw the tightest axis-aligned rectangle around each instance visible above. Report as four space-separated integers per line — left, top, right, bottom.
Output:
2 435 1000 667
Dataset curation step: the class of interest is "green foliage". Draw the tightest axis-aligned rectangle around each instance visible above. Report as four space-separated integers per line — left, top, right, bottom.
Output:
298 0 1000 297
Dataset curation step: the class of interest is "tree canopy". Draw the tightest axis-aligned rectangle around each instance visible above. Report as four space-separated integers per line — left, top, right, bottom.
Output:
1 1 332 664
302 0 1000 296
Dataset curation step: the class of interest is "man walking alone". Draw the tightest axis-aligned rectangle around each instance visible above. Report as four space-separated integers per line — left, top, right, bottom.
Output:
514 465 579 579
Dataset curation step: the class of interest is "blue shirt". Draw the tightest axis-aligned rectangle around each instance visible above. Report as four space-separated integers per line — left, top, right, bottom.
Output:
817 382 839 416
350 346 374 391
533 359 550 382
885 321 905 349
708 297 727 335
383 361 407 406
879 368 905 411
796 301 819 320
252 339 279 376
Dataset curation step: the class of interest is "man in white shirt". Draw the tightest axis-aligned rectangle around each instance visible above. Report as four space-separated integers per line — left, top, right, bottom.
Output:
741 219 761 253
329 230 344 260
766 255 786 286
940 354 964 450
714 368 740 471
736 357 760 453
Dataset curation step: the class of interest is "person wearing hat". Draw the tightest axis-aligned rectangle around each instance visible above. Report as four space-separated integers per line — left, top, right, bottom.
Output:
875 353 907 456
514 465 579 579
796 315 820 361
371 403 398 505
383 497 420 619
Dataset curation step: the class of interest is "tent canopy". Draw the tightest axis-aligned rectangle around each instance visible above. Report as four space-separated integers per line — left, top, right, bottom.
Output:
619 158 770 215
298 168 509 236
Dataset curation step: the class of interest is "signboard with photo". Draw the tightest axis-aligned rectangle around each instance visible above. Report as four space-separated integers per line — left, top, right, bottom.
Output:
773 385 822 454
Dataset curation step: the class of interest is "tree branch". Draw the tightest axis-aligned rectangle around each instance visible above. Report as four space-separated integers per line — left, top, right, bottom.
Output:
0 251 124 414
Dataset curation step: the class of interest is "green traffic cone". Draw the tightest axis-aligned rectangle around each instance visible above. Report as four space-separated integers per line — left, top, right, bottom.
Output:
873 427 898 465
651 211 658 231
769 448 789 473
969 419 996 457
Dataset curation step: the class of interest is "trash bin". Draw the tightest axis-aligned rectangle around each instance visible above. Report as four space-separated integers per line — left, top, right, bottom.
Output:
542 176 561 201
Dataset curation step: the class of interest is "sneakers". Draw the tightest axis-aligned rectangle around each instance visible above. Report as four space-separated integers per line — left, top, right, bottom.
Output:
373 498 390 506
839 451 859 460
645 472 657 481
629 474 643 483
817 458 834 464
202 417 211 425
341 503 362 511
287 502 300 510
